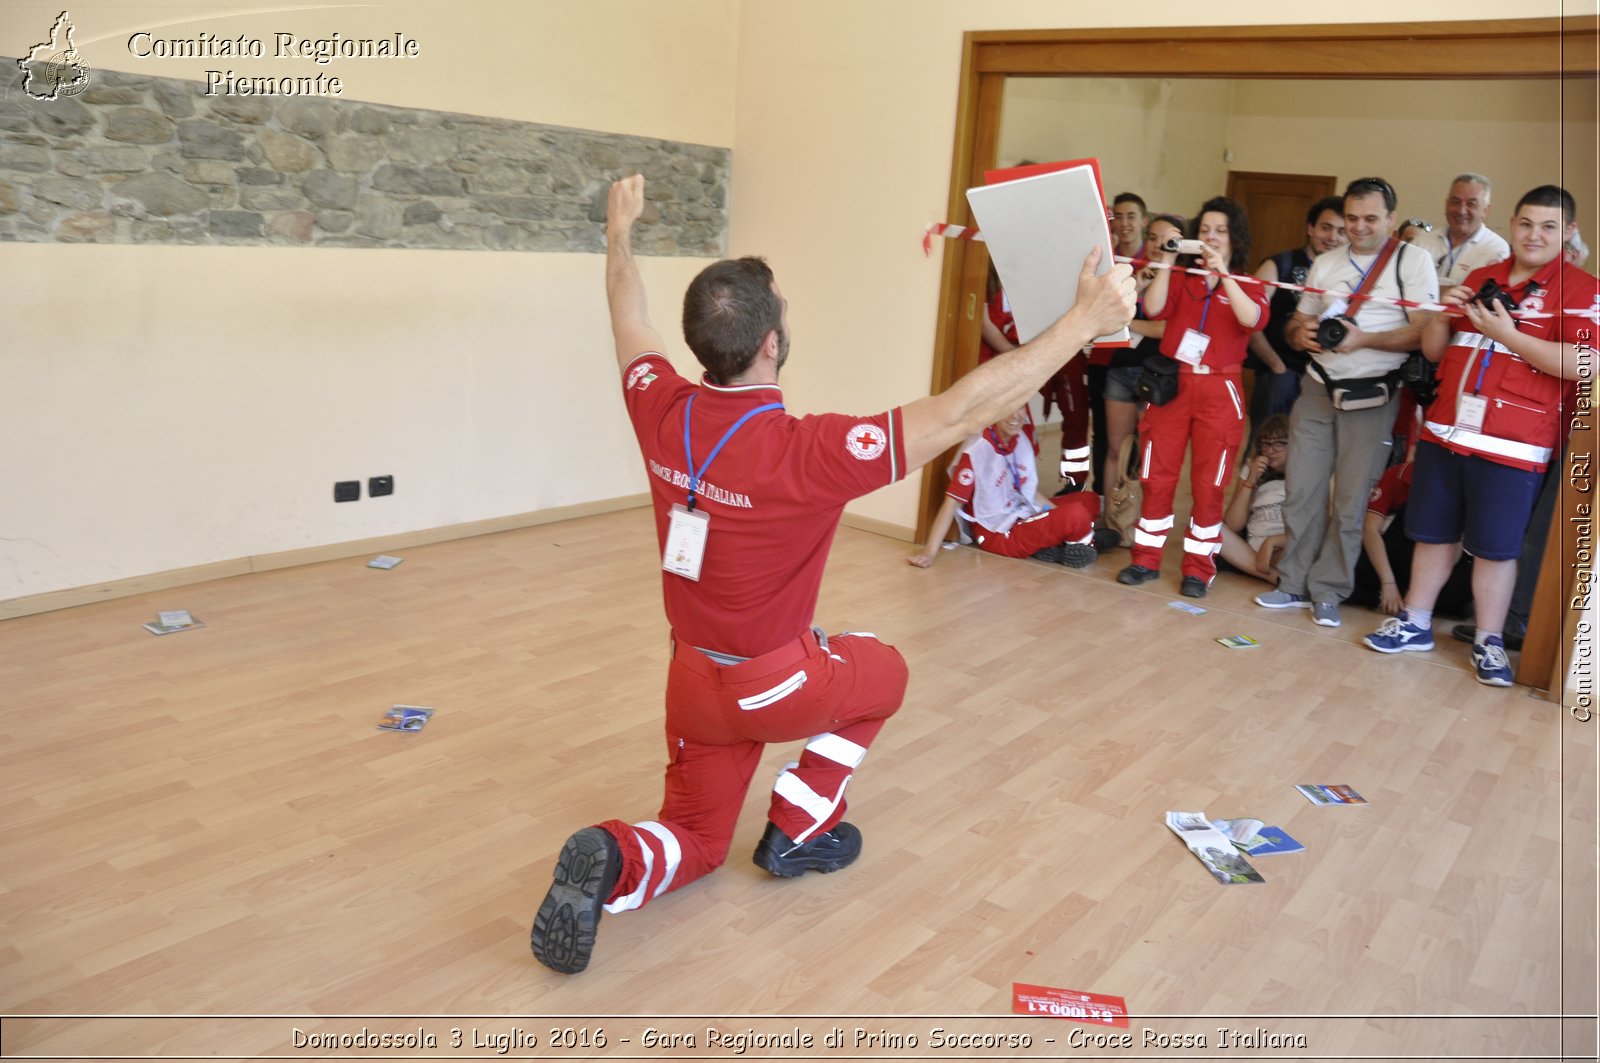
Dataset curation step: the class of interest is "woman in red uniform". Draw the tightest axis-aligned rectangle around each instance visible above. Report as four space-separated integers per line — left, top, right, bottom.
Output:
1116 196 1270 597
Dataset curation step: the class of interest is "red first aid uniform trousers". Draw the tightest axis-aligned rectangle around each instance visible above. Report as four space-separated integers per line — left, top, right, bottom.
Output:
1131 272 1269 582
979 290 1090 489
946 424 1098 556
601 353 911 915
1043 355 1093 490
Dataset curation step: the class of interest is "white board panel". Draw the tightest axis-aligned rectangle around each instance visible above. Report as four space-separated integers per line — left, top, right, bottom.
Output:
966 166 1131 347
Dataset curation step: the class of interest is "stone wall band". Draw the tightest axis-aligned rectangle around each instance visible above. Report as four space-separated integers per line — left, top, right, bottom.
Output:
0 63 729 254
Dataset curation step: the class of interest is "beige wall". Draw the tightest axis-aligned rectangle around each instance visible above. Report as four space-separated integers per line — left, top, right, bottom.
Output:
3 1 738 145
1 1 735 599
999 78 1235 219
997 77 1597 254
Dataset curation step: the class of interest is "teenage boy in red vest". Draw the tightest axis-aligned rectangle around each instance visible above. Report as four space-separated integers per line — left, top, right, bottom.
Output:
1363 185 1599 686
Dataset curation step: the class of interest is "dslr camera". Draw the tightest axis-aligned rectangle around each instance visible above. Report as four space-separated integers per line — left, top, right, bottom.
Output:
1159 236 1208 256
1315 315 1355 351
1471 278 1520 314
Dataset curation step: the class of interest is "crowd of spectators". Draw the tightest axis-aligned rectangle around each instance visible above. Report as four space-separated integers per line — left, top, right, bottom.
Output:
918 171 1596 689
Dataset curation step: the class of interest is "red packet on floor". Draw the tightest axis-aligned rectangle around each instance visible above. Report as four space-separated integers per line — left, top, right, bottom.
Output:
1012 982 1130 1027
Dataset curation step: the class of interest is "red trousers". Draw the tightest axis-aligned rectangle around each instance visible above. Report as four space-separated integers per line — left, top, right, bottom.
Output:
1130 372 1246 582
973 491 1099 557
597 629 906 913
1044 354 1092 489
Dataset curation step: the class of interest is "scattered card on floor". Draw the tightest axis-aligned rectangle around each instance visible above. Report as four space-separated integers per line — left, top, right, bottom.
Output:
1295 783 1366 806
1167 600 1207 615
367 555 403 569
144 613 205 636
378 705 433 732
1236 826 1305 855
1012 982 1130 1027
1216 634 1260 649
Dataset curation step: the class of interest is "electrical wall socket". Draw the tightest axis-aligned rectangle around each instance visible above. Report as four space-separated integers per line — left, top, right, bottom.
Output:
334 480 360 502
369 475 394 497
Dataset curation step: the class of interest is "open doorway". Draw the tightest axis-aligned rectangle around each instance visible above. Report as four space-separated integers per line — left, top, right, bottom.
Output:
925 18 1597 693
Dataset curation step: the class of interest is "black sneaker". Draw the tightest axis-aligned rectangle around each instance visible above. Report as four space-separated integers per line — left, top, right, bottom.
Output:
753 821 861 878
531 827 622 974
1091 526 1122 553
1032 542 1097 568
1116 563 1159 585
1180 575 1208 598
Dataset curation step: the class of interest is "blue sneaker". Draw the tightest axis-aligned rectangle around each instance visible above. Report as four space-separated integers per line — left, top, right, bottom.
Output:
1364 614 1434 654
1472 636 1514 687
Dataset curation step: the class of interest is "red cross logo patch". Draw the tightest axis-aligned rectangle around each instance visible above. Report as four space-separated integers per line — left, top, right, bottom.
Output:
845 422 887 461
626 363 657 391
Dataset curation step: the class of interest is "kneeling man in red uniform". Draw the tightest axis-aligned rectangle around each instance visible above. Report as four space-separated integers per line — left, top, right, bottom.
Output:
529 175 1136 973
1363 185 1599 686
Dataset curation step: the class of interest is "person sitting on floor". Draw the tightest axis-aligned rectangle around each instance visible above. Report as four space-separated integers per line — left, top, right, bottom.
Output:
1215 414 1289 584
1347 450 1474 618
909 406 1109 569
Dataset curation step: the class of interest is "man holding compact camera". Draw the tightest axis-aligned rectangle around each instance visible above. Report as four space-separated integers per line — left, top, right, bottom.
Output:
1363 185 1599 686
1255 177 1439 628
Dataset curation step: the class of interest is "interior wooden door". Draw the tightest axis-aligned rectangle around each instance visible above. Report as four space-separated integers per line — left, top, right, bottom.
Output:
1225 170 1338 263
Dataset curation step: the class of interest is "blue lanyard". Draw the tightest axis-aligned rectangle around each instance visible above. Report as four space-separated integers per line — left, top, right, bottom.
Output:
682 394 784 510
1197 284 1215 331
1346 247 1379 296
984 428 1026 497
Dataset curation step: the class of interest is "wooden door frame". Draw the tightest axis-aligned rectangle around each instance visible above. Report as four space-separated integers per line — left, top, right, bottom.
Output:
925 16 1599 696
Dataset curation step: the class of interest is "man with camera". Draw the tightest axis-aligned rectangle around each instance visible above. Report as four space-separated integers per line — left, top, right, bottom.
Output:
1362 185 1598 686
1255 177 1439 627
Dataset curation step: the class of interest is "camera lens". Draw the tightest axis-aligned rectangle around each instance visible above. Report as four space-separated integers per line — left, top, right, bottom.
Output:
1316 317 1348 351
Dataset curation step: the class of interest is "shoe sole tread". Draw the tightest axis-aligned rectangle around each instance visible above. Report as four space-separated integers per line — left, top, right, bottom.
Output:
531 828 615 974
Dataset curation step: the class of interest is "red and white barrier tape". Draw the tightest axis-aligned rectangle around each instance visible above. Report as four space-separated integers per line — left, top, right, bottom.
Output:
921 221 1600 322
921 222 984 256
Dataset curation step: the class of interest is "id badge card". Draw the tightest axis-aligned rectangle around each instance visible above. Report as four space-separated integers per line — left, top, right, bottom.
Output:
1175 328 1211 366
662 503 710 581
1456 393 1488 433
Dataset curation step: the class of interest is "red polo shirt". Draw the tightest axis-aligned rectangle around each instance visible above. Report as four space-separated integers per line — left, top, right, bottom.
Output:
622 352 908 658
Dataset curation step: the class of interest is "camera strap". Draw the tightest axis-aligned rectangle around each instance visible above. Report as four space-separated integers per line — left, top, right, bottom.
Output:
1343 237 1401 321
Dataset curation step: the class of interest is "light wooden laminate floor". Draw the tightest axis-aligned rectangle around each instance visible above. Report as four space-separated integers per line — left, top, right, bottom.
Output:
1 507 1593 1060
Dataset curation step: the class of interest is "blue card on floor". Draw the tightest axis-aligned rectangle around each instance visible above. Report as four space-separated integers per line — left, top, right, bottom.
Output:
1236 826 1304 855
377 705 433 732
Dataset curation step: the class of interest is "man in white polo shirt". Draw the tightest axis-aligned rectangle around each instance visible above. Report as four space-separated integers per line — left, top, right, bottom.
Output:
1255 177 1439 628
1415 173 1511 286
